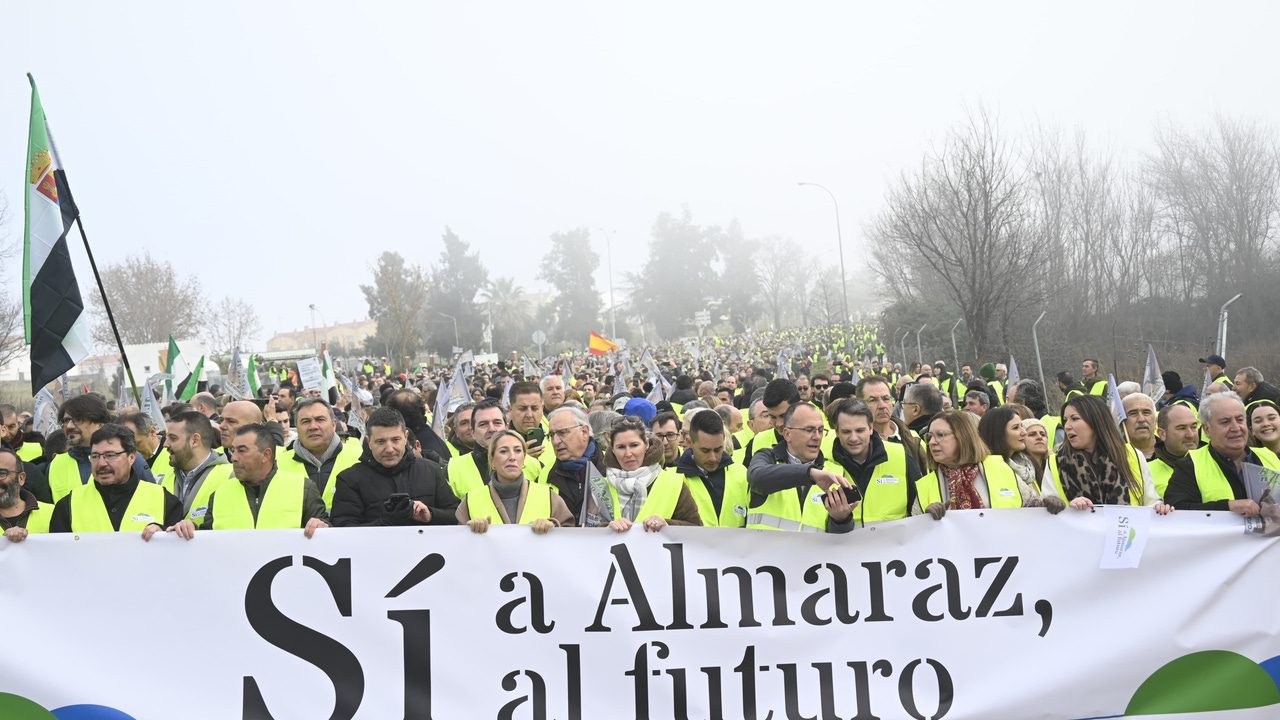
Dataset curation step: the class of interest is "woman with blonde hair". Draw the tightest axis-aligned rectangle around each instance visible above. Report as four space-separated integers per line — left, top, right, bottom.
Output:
457 429 574 532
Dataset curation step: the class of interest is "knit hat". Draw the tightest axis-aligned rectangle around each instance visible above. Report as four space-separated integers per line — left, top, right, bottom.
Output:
1162 371 1183 393
622 398 657 425
980 362 996 381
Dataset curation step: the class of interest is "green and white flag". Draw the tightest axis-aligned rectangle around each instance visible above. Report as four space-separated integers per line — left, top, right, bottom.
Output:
163 336 184 403
176 355 205 402
246 353 261 397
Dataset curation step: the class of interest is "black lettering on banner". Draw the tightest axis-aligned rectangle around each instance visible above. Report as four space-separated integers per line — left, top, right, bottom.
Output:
587 544 662 632
911 559 970 622
732 645 768 720
776 661 839 720
898 659 953 720
497 670 548 720
664 544 695 630
801 562 860 626
699 567 762 629
848 659 893 720
497 571 556 635
387 608 433 719
242 556 364 720
973 557 1023 618
861 560 905 623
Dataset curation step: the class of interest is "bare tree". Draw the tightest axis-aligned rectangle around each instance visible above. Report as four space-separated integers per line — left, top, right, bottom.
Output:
756 237 802 331
89 253 205 345
0 196 27 371
206 297 262 354
871 109 1046 357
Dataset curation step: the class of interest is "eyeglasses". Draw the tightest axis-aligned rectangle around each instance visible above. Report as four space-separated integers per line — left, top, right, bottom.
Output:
786 426 824 436
930 430 954 440
654 432 679 441
549 426 584 440
814 384 830 391
0 469 16 480
89 451 128 462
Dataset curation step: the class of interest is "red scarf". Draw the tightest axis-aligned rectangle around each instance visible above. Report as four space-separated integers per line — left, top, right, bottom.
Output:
941 463 984 510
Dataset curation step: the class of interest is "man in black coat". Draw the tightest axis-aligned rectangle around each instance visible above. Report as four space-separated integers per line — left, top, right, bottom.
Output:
330 408 459 527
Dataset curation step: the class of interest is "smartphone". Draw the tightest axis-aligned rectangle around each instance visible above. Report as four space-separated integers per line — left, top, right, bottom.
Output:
251 397 269 410
524 427 546 448
384 492 411 512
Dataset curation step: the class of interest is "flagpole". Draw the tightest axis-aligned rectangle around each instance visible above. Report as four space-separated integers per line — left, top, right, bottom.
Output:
36 88 141 406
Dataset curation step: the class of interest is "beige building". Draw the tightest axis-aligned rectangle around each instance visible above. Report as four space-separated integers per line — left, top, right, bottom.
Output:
267 319 377 354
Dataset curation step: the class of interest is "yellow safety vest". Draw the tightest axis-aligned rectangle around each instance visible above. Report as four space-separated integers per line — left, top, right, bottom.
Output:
149 447 174 489
1187 445 1280 503
464 481 553 525
989 380 1006 405
742 428 777 466
917 456 1021 509
682 464 749 528
448 451 544 499
210 475 306 530
606 468 684 521
68 481 167 533
832 441 910 524
1042 416 1063 451
16 442 41 462
1148 457 1175 498
276 437 363 509
166 463 235 525
1044 445 1145 506
745 478 830 532
25 502 54 533
1086 379 1108 396
48 453 88 503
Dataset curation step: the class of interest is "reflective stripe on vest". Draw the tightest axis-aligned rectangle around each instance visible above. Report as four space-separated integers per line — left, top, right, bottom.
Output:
683 464 749 528
834 441 910 524
745 470 829 533
49 453 87 503
917 456 1021 509
69 481 167 533
26 502 54 533
465 481 552 525
211 475 306 530
277 438 363 509
607 468 684 521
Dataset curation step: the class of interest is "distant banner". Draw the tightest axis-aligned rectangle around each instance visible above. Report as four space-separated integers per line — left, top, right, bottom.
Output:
1 513 1278 719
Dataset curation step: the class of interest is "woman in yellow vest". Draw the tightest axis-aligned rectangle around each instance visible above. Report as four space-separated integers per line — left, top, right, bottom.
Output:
914 410 1026 518
585 416 702 531
977 405 1066 512
1247 401 1280 456
1042 396 1172 514
456 430 573 532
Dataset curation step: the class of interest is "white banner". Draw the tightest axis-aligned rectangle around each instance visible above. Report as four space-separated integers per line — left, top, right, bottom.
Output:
1 512 1279 719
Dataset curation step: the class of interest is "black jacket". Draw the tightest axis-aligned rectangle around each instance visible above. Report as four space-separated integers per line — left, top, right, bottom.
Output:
1243 382 1280 408
1164 445 1260 511
329 446 459 527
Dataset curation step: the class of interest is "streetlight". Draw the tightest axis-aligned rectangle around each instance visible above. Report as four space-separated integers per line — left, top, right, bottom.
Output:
438 312 459 351
596 227 618 340
798 182 850 322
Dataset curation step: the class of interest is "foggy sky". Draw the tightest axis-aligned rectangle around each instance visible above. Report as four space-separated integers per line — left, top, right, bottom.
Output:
2 1 1277 346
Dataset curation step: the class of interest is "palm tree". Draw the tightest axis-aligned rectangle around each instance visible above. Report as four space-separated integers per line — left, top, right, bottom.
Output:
481 277 532 354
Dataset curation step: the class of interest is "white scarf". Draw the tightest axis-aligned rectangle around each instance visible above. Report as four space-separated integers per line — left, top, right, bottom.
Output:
606 463 663 521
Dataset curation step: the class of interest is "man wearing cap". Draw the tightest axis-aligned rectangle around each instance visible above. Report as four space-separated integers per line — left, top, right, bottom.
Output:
1200 354 1233 391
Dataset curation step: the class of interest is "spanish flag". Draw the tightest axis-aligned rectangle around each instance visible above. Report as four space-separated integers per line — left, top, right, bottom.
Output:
588 331 618 355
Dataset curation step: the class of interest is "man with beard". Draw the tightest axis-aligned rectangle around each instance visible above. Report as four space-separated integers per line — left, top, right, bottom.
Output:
48 395 155 504
163 411 233 524
1 405 41 461
49 424 183 538
0 448 53 541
